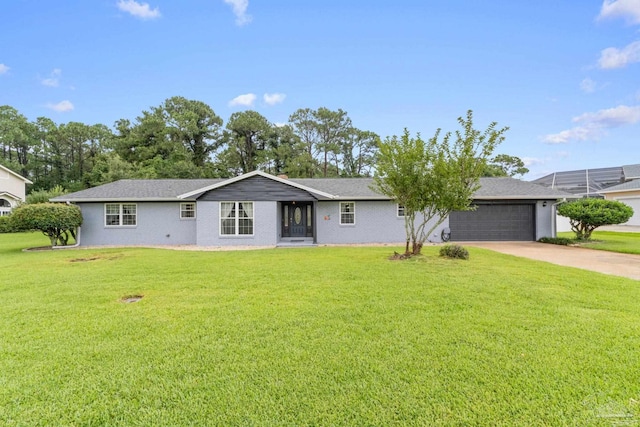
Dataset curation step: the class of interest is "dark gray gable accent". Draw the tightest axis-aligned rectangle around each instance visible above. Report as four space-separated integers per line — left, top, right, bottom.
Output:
196 175 318 201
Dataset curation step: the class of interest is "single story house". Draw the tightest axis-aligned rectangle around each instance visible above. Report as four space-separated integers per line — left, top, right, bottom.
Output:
0 164 32 216
599 179 640 226
51 170 571 247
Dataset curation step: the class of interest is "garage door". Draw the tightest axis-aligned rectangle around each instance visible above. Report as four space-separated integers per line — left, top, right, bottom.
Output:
617 198 640 226
449 203 535 241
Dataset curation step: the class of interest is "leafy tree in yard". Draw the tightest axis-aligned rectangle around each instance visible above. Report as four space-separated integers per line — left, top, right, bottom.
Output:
483 154 529 177
222 110 271 174
263 124 311 177
0 105 38 178
557 198 633 240
373 110 508 255
161 96 223 168
339 128 379 177
10 203 82 246
26 185 67 204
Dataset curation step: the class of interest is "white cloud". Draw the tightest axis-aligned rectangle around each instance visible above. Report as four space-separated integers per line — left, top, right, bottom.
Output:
598 40 640 69
598 0 640 24
41 68 62 87
542 127 600 144
46 100 74 112
223 0 252 26
580 77 597 93
117 0 161 20
263 93 286 106
522 157 544 167
228 93 256 107
0 64 9 75
543 104 640 143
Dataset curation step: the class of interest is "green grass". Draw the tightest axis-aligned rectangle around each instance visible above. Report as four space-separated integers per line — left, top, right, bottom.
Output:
2 233 640 425
559 230 640 255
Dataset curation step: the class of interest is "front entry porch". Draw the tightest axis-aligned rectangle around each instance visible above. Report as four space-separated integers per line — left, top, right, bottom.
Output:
278 201 315 246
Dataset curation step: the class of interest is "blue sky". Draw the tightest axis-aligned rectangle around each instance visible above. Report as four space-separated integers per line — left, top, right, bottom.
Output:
1 0 639 179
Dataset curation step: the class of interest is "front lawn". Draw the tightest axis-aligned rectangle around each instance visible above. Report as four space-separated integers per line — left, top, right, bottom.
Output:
1 233 640 425
558 230 640 255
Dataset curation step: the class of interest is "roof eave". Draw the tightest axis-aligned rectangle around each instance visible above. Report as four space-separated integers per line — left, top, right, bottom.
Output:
0 165 33 184
473 196 569 200
50 197 189 203
599 188 640 195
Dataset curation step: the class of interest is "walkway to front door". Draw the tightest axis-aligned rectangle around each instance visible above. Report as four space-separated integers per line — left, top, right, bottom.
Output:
282 202 313 238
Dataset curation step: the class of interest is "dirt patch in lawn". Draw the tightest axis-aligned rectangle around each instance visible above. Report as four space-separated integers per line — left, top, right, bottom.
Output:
69 254 122 263
388 251 414 260
120 295 143 303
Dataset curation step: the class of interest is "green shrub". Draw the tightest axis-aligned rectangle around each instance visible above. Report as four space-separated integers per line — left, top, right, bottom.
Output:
538 237 574 246
439 244 469 260
26 185 67 204
10 203 82 246
557 198 633 240
0 215 16 233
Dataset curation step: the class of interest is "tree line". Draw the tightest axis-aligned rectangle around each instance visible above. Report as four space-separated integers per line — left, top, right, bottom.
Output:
0 97 528 193
0 97 379 192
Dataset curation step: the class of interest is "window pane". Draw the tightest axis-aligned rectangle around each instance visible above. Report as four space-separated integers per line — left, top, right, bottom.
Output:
106 214 120 226
221 218 235 235
239 202 253 218
122 204 137 226
238 218 253 235
106 204 120 225
181 203 195 218
340 202 355 224
106 204 119 215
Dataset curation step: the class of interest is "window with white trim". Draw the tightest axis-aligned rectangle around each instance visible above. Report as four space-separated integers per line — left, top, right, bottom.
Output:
180 202 196 219
397 204 405 217
220 202 254 236
105 203 137 226
0 198 11 216
340 202 355 225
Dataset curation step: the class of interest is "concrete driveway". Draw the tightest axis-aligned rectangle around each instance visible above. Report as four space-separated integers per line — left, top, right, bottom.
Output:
465 241 640 281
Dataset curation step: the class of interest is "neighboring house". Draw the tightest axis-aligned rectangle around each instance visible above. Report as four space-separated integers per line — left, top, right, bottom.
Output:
0 164 32 216
532 164 640 231
532 164 640 197
51 170 570 247
599 180 640 226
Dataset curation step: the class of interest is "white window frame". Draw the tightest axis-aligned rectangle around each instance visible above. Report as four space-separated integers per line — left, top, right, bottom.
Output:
397 204 405 217
104 203 137 227
219 201 254 236
339 202 355 225
0 198 11 216
180 202 196 219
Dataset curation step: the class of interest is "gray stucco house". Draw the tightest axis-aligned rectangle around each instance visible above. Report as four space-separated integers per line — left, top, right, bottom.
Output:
51 170 570 247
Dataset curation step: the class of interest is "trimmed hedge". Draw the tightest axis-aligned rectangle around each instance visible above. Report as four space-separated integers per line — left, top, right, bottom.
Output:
538 237 574 246
10 203 82 246
557 198 633 240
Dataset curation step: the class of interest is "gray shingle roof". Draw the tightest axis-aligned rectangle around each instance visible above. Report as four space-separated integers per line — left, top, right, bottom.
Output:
599 179 640 193
289 178 384 199
51 179 223 201
623 164 640 180
474 177 573 199
52 174 572 202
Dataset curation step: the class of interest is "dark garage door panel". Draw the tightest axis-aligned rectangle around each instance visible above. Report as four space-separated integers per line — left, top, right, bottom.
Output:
449 204 535 241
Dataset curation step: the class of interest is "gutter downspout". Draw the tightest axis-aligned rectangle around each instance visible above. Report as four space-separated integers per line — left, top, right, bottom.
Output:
53 226 81 249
